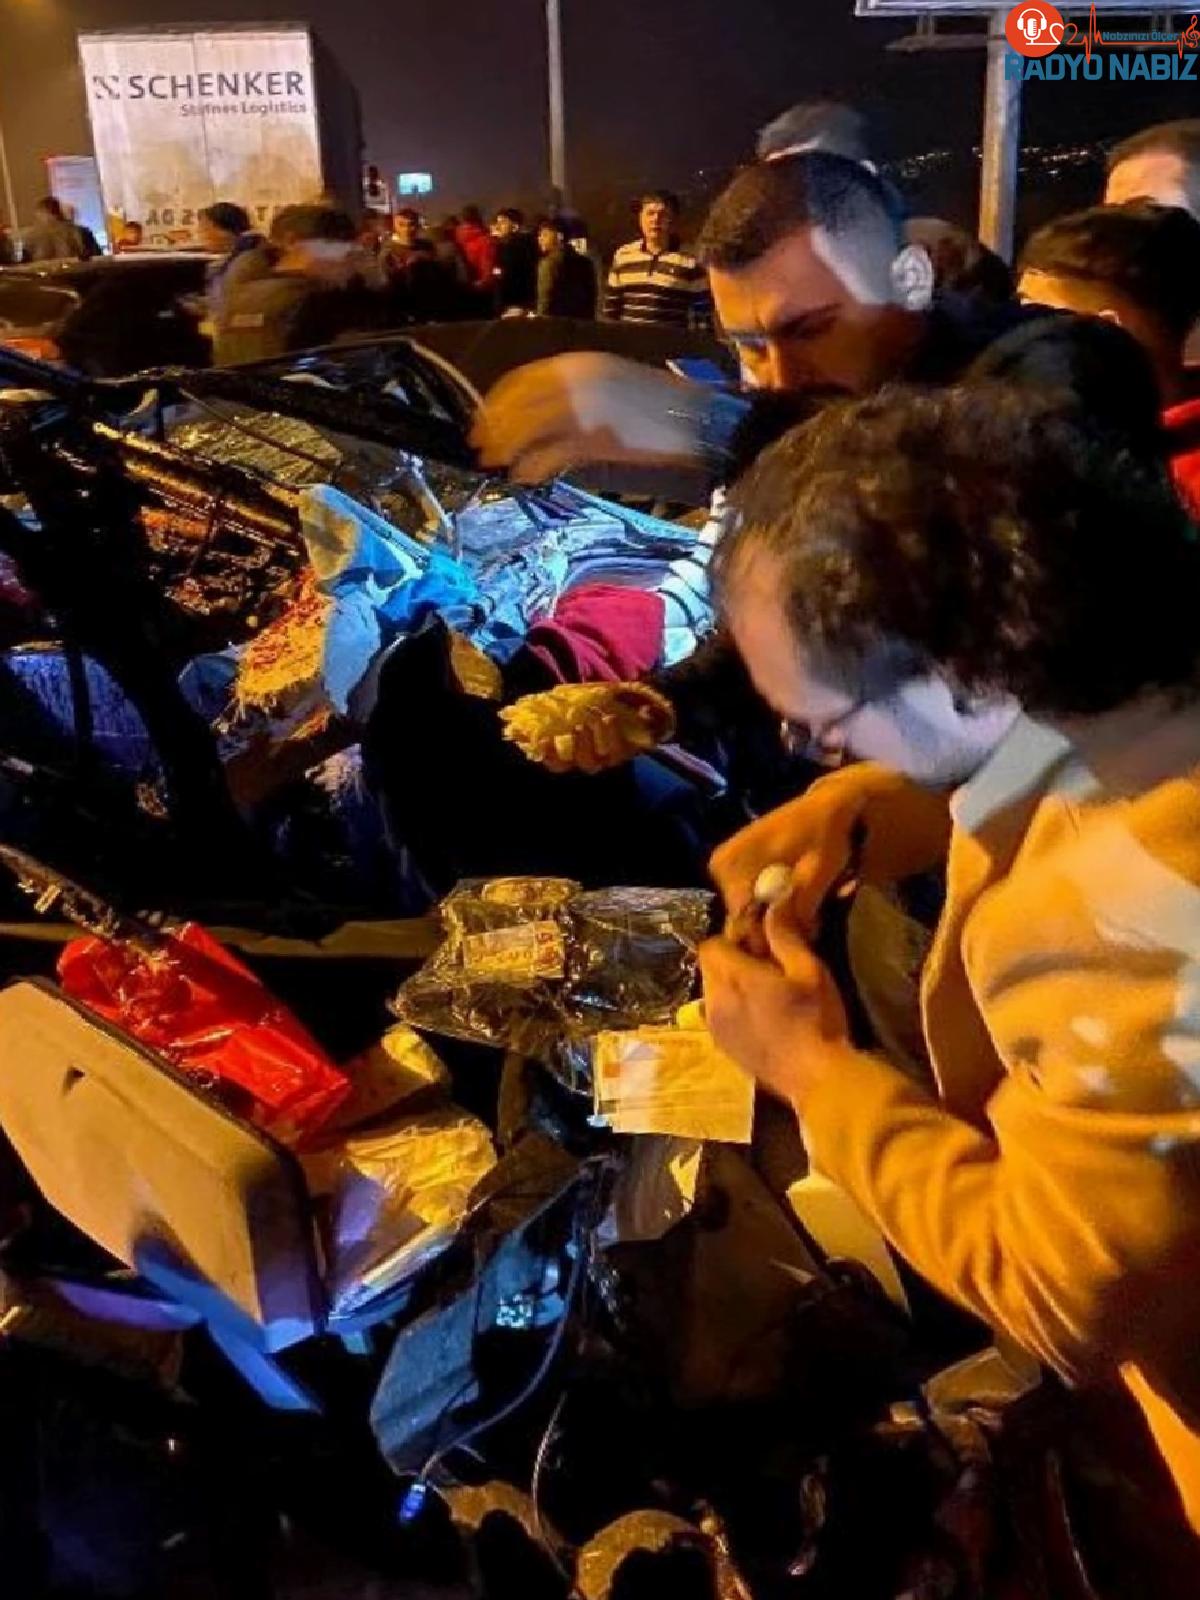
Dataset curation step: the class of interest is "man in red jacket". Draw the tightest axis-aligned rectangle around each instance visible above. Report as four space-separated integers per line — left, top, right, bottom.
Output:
455 205 498 302
1017 200 1200 516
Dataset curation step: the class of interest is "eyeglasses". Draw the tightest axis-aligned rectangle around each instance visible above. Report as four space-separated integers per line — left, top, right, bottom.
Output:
779 692 871 767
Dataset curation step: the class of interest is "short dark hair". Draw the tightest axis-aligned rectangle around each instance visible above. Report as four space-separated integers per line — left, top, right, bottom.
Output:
717 383 1200 717
461 205 484 226
698 150 904 270
640 189 681 215
395 206 421 225
756 101 871 164
1020 201 1200 346
200 202 252 237
1107 118 1200 205
269 205 357 246
38 196 64 219
495 207 524 227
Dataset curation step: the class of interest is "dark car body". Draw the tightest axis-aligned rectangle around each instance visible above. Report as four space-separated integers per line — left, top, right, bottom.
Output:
0 254 212 376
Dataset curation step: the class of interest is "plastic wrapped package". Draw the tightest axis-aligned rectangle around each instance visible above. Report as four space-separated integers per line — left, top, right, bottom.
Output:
327 1107 496 1315
565 888 713 1031
393 880 715 1085
393 878 580 1060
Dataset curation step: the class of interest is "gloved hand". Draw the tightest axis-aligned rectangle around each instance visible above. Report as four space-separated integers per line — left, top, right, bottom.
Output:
500 682 676 774
472 354 708 484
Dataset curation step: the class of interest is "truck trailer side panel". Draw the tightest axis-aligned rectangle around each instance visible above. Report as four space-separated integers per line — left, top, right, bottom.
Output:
78 25 361 247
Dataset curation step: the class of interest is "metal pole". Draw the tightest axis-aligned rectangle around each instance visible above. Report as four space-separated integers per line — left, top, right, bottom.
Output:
978 8 1022 260
546 0 568 207
0 112 20 251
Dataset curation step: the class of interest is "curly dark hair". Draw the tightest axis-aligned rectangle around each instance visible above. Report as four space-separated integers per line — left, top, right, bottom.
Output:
716 383 1200 717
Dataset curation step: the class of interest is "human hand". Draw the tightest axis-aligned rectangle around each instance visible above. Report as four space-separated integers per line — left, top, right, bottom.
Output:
710 763 908 938
471 354 707 484
500 682 676 774
698 905 850 1112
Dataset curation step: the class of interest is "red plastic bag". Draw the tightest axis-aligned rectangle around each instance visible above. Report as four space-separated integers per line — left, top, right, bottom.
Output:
59 923 350 1147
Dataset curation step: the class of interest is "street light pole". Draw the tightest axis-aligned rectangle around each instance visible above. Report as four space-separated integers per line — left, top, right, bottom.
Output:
0 110 20 247
978 8 1022 259
546 0 568 206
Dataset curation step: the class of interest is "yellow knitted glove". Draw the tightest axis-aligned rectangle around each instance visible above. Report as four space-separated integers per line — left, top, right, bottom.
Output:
500 682 676 774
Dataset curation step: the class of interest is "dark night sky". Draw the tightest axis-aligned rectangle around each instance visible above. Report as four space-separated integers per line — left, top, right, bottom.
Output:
2 0 1197 241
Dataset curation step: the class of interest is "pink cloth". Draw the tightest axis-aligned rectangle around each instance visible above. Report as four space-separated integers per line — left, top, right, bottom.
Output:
524 584 665 684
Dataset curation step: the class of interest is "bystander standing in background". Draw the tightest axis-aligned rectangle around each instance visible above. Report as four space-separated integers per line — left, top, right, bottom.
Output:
492 208 538 313
605 191 712 331
24 197 86 263
455 205 498 303
536 215 598 318
198 202 271 337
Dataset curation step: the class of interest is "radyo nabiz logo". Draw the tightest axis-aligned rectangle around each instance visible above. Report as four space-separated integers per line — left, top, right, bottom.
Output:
1005 2 1199 77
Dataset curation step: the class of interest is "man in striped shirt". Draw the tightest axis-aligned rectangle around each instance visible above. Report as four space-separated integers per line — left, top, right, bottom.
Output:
604 191 712 332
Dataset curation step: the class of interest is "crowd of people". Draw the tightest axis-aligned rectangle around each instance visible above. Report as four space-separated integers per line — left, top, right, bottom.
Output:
0 182 715 367
470 112 1200 1578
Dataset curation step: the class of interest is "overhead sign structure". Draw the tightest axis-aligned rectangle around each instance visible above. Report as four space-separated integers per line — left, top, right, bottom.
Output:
856 1 1157 11
79 26 326 248
855 2 1197 259
397 172 434 197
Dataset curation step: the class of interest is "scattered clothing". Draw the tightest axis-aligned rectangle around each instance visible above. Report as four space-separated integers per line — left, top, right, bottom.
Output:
658 491 726 664
294 484 480 718
605 238 711 331
364 623 714 897
524 584 665 684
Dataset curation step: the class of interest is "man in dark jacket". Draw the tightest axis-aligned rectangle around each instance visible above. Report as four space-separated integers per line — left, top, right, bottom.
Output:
492 208 538 313
535 216 597 319
215 205 382 366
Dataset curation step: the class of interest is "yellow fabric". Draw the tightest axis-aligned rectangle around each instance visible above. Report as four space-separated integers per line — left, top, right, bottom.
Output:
800 704 1200 1532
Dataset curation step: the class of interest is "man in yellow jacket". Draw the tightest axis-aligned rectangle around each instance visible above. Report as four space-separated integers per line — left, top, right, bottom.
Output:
700 378 1200 1544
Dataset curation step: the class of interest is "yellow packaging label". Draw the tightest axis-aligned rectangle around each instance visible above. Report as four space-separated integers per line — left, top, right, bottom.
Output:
461 922 565 980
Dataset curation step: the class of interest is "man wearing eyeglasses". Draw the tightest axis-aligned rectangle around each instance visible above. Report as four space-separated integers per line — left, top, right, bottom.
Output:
700 382 1200 1569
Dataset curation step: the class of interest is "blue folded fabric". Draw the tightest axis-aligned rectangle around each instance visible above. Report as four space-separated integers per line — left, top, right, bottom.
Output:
298 486 482 715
